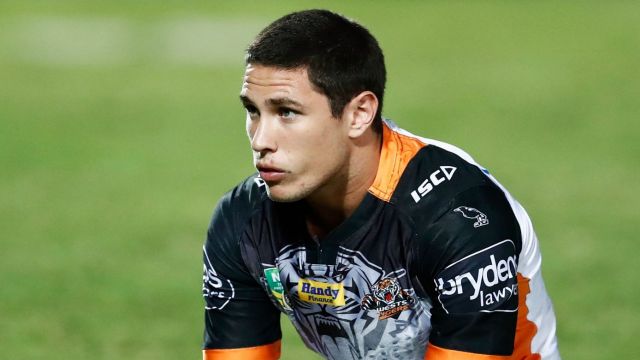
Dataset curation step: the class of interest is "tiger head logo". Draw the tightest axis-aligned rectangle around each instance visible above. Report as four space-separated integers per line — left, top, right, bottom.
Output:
373 278 401 304
361 277 414 313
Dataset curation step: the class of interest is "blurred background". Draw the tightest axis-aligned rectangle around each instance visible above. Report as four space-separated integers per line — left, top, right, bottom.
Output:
1 1 638 359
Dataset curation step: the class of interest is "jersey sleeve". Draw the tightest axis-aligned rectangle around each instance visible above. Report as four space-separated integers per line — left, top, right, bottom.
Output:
202 191 281 359
414 184 523 358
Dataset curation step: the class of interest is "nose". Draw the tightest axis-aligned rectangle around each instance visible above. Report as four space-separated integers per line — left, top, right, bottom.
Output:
249 117 277 156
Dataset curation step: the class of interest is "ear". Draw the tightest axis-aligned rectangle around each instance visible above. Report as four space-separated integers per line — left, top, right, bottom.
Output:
344 91 379 138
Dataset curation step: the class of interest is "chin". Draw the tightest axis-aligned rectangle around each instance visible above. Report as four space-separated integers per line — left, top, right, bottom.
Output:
265 183 313 203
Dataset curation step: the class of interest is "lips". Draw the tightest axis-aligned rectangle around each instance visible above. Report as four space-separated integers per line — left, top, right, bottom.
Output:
256 165 286 182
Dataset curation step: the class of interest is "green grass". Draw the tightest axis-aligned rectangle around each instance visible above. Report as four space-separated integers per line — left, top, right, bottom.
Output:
1 1 638 359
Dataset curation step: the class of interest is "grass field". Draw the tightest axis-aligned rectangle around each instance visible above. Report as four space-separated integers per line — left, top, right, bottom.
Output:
1 1 638 359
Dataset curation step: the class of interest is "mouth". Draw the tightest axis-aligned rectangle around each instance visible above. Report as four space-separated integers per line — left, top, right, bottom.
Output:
256 164 286 182
384 292 393 303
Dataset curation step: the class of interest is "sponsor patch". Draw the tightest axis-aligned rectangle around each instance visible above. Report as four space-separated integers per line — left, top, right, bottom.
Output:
298 278 345 306
435 240 518 314
453 206 489 228
264 267 291 310
361 277 415 320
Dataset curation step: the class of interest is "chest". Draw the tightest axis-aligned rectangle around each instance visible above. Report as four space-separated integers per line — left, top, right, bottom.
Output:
265 245 432 359
241 200 433 358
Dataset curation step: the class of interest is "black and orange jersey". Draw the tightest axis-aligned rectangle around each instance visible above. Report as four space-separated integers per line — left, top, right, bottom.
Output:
202 120 560 360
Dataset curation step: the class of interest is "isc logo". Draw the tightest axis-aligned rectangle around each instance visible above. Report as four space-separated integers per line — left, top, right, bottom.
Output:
410 166 457 203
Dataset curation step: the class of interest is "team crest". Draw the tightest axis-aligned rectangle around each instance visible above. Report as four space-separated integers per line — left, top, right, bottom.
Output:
361 277 415 320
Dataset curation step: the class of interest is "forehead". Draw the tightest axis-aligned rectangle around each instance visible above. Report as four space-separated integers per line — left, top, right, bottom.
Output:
240 64 318 100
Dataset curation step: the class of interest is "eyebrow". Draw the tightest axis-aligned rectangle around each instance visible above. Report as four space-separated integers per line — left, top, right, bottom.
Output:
239 95 303 109
239 95 254 107
266 97 303 108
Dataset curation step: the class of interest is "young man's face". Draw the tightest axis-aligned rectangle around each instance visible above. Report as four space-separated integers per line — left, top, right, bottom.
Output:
240 64 352 202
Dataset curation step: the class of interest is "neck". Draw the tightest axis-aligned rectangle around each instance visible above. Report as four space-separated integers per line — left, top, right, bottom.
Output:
305 130 381 238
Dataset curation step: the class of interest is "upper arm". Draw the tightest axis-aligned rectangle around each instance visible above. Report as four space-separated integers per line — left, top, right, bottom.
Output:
202 197 281 359
415 185 522 358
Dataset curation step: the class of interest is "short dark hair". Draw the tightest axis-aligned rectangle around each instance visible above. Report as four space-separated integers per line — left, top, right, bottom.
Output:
246 9 386 133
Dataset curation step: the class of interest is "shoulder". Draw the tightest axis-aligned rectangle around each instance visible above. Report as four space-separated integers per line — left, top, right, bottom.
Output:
381 125 522 272
203 173 270 299
390 135 495 224
374 120 509 228
207 173 269 236
215 173 270 217
204 173 270 270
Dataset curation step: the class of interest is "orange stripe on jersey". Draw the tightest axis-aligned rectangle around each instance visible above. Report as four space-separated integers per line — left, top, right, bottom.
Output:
425 343 510 359
203 340 281 360
512 274 541 360
369 123 426 202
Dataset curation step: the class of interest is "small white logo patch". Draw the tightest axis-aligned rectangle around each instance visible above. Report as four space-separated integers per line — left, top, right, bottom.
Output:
410 166 457 203
254 177 267 187
202 246 235 310
453 206 489 228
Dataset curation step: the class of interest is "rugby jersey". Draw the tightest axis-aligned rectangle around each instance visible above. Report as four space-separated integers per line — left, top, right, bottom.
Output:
202 120 560 359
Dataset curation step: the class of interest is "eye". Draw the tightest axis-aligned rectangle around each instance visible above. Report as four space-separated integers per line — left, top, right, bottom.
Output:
278 107 298 120
244 105 259 119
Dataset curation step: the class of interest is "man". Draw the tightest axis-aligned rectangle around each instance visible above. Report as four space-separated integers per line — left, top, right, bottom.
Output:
202 9 560 360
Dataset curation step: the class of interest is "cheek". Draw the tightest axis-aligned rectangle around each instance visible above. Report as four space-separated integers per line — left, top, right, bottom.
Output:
295 131 338 159
302 138 346 177
309 123 344 149
284 120 347 171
